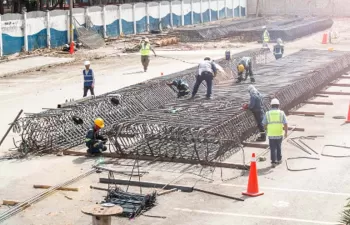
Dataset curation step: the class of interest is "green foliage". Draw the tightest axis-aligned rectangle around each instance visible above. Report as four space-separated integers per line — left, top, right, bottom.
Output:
340 199 350 225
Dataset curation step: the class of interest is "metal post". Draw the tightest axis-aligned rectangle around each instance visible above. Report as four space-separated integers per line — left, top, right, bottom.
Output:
181 0 184 26
200 0 203 23
158 1 162 30
23 12 28 52
46 10 51 48
217 0 219 19
146 3 150 32
69 0 73 43
209 0 212 21
238 0 241 17
170 1 173 27
118 6 123 35
190 0 193 24
232 0 234 17
224 0 227 18
102 5 107 38
132 4 136 34
0 15 3 57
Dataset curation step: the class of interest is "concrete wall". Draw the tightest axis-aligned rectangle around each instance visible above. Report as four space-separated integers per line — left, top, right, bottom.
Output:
247 0 350 17
0 0 247 56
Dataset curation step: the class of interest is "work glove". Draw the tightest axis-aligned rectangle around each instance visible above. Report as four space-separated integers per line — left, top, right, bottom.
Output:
242 103 249 110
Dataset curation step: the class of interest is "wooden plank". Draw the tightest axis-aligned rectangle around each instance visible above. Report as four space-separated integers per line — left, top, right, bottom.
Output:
3 200 20 206
303 101 333 105
33 185 79 192
288 111 325 116
315 94 329 98
318 91 350 95
329 83 350 87
63 150 249 170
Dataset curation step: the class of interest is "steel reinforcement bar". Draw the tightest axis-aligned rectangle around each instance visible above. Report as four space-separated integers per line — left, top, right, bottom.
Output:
12 48 271 155
105 49 350 162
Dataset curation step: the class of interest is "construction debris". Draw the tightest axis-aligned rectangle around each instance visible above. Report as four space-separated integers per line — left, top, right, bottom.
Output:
33 185 79 192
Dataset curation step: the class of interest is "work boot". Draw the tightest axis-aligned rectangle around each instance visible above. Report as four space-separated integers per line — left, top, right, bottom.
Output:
250 78 255 83
271 162 276 168
235 77 243 83
102 146 107 152
277 160 282 165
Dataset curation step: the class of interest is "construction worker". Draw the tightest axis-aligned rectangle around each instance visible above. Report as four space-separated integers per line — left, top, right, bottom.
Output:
236 57 255 83
273 38 284 60
191 57 217 100
83 61 95 97
140 37 156 72
242 85 266 142
166 79 190 98
262 26 270 48
262 98 288 168
85 118 108 155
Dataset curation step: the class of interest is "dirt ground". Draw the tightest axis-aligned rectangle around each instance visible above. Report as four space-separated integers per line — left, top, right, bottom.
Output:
1 18 350 225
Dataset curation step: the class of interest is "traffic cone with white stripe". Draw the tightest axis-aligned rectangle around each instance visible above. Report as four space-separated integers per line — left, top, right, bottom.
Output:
242 153 264 197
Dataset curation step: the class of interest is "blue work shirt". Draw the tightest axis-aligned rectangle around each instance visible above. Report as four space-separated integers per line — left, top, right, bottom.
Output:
262 108 288 139
83 69 94 87
248 94 263 112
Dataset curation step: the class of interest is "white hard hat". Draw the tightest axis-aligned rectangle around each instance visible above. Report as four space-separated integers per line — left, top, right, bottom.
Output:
262 26 267 29
84 61 90 66
271 98 280 105
145 38 149 42
247 85 255 92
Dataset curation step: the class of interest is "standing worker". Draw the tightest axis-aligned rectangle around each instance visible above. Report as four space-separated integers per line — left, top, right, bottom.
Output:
262 26 270 48
85 118 108 155
262 98 288 168
242 85 266 142
140 37 156 72
273 38 284 60
191 57 217 100
83 61 95 97
236 56 255 83
166 79 190 98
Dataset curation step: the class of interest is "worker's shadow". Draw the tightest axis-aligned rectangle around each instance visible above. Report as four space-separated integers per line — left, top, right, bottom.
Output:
72 156 96 164
122 71 144 75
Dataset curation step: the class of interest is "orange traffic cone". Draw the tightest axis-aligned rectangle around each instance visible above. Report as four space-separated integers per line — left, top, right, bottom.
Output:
242 153 264 197
69 42 74 54
321 33 328 44
346 102 350 123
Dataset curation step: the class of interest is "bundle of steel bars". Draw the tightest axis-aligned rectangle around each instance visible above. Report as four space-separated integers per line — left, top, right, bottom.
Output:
106 49 350 162
12 48 271 155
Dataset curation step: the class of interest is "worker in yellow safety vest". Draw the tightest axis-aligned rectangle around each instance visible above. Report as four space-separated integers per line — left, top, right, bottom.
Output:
262 26 270 48
140 37 157 72
262 98 288 168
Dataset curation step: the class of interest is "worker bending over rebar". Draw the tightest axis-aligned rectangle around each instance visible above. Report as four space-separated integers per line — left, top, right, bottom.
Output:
191 57 217 100
166 79 190 98
236 56 255 83
242 85 266 142
85 118 108 155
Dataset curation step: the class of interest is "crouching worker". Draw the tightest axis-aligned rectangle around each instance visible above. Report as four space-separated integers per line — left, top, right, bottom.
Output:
166 79 190 98
85 118 108 155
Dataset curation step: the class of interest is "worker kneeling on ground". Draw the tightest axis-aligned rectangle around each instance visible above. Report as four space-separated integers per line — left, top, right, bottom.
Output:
236 56 255 83
191 57 217 100
262 98 288 168
85 118 108 155
166 79 190 98
242 85 266 142
273 38 284 60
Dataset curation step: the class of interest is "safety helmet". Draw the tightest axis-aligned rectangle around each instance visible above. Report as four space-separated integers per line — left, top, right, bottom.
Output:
238 64 245 72
94 118 105 128
204 57 211 61
145 38 149 42
262 26 267 29
276 38 283 44
247 85 255 93
271 98 280 105
84 61 90 66
172 79 181 86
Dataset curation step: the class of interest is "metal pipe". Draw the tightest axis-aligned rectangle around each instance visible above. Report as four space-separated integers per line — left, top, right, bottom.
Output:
0 110 23 147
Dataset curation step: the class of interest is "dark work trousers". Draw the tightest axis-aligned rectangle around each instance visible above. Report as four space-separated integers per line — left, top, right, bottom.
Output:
252 110 265 133
274 54 283 60
178 90 190 98
141 55 150 71
269 138 283 163
192 72 213 98
83 86 95 97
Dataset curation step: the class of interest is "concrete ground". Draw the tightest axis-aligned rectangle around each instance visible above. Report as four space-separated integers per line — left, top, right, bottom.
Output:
1 18 350 225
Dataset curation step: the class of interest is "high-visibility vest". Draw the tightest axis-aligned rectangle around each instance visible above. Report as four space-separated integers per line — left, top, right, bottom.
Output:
83 69 94 87
266 109 284 137
140 43 151 56
263 30 270 43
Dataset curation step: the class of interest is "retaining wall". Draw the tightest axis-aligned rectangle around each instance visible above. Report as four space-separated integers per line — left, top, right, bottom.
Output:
0 0 247 56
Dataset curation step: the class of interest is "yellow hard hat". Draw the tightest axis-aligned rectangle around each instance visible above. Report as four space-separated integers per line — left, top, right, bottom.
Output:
238 64 245 72
94 118 105 128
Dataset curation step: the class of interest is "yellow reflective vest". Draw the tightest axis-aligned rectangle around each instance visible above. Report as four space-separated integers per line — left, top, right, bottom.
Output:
266 109 284 137
140 43 151 56
263 30 270 43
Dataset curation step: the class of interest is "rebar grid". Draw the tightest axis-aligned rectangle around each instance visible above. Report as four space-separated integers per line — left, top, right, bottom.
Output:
13 48 271 156
106 49 350 162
